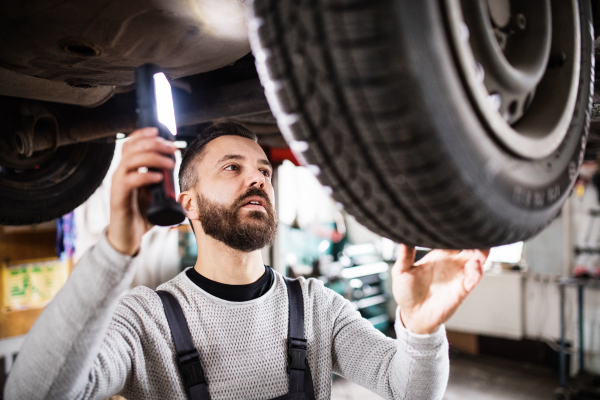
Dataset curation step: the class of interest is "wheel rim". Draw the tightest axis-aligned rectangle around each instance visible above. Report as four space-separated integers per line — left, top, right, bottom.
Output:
445 0 581 160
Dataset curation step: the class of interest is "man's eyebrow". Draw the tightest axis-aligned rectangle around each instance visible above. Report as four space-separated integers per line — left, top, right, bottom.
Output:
215 154 273 169
259 159 273 169
216 154 244 165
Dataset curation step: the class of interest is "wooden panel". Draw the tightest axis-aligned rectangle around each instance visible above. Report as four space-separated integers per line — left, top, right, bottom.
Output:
447 330 479 355
0 308 45 338
0 225 58 339
0 227 57 261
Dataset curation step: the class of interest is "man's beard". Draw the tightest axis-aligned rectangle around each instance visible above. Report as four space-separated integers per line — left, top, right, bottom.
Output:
196 187 277 252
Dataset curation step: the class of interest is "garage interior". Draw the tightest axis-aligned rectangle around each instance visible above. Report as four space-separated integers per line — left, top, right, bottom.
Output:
2 116 600 399
2 1 600 399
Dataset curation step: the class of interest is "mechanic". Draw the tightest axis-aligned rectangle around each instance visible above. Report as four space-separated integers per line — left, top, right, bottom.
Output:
4 122 489 400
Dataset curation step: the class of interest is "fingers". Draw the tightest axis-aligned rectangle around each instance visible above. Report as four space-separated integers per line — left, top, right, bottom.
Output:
457 249 488 293
122 128 176 160
415 249 459 265
455 249 490 266
479 248 491 259
114 127 177 182
122 170 164 191
126 127 159 140
396 244 417 272
121 152 175 173
111 128 177 207
463 256 484 293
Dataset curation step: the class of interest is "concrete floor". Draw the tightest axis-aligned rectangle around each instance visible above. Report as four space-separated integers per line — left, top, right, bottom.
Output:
331 354 558 400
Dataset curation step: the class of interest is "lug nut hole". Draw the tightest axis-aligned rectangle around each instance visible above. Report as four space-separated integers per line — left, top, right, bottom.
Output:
508 100 518 116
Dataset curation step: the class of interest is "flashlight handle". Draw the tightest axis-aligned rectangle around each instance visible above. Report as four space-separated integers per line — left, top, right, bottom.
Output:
135 64 159 130
144 126 185 226
135 64 185 226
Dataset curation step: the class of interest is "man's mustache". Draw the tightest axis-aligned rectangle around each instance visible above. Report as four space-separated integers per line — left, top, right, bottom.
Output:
232 187 273 211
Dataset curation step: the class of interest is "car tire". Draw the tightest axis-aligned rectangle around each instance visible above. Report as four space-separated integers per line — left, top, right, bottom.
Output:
249 0 594 248
0 140 115 225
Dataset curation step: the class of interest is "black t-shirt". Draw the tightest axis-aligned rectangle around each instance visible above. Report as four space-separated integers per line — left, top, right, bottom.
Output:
185 266 274 302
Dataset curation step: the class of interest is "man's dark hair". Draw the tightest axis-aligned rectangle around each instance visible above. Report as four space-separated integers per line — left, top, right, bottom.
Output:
179 122 258 192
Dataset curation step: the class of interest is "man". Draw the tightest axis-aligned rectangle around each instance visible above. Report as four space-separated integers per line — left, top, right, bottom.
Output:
5 122 488 399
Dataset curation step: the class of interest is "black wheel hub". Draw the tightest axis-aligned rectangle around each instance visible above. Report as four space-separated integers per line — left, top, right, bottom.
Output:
0 145 85 192
446 0 581 160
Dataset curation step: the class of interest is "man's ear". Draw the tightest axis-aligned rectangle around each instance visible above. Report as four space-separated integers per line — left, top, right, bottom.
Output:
178 191 200 220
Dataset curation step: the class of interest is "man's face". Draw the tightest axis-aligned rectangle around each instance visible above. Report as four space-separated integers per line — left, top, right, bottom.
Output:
192 135 277 252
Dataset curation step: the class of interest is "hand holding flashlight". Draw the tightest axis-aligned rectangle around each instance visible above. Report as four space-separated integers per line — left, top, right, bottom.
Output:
106 128 176 255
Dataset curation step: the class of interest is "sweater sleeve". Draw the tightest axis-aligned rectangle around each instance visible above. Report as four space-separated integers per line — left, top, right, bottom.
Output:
328 286 449 400
4 233 139 400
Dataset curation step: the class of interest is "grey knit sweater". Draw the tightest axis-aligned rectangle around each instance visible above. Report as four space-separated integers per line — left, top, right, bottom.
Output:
4 234 449 400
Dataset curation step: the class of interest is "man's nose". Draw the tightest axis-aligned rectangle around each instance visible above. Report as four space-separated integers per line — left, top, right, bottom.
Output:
247 168 266 189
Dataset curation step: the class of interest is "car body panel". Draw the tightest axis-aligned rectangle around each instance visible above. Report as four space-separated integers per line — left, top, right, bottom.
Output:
0 0 251 102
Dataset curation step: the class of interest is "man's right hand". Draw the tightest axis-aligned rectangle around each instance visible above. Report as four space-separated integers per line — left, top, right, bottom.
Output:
106 127 177 256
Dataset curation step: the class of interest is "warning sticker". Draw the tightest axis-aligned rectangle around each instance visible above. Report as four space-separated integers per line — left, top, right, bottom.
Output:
2 259 70 312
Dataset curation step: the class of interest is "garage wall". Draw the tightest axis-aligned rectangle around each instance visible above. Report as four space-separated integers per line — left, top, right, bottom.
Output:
523 278 598 375
522 187 600 375
524 213 567 275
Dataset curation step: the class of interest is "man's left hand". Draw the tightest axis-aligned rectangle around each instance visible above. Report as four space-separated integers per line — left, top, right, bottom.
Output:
392 245 490 335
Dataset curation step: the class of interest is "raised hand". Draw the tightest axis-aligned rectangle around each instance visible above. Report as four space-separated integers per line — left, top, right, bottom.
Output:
392 245 490 334
106 128 176 256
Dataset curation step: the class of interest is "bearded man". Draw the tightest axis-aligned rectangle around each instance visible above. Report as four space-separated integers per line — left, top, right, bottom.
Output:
5 122 488 400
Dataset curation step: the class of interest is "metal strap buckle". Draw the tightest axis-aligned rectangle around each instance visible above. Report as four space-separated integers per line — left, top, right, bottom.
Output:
287 337 308 373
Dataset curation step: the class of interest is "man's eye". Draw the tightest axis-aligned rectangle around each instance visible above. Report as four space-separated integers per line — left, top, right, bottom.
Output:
262 170 271 177
225 165 239 171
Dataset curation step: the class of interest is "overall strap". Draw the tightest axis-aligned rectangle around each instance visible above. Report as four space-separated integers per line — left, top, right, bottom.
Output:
284 278 315 397
156 290 210 400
